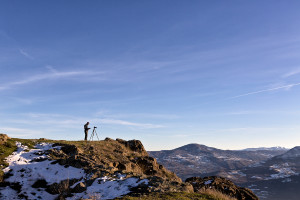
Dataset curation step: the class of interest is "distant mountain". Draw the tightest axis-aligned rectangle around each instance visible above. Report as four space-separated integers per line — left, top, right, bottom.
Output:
276 146 300 159
236 146 300 200
242 147 288 151
240 146 300 182
149 143 288 180
149 143 300 200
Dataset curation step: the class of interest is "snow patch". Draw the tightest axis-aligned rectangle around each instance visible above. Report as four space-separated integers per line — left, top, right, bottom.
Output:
267 163 299 180
0 142 85 199
3 142 85 184
229 170 246 177
67 176 148 200
0 142 148 200
204 180 212 185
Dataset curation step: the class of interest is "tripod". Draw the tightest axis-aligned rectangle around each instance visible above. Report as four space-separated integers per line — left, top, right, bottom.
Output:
89 126 100 141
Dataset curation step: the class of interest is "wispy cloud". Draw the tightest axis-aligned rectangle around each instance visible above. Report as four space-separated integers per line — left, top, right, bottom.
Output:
222 110 265 115
94 111 180 120
1 112 165 130
230 82 300 99
19 48 34 60
1 127 42 137
100 118 165 129
283 68 300 78
0 67 105 91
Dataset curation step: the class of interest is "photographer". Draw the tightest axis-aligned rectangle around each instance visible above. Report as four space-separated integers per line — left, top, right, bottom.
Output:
84 122 90 141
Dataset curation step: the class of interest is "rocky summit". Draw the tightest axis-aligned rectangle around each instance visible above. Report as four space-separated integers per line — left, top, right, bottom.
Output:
0 134 258 200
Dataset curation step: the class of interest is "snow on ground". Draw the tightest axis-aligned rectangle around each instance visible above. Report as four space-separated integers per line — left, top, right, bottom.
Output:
68 176 148 200
228 170 247 177
204 180 212 185
248 162 263 168
3 142 85 185
267 163 299 180
0 142 85 199
225 157 243 161
0 142 149 200
251 175 264 180
251 163 299 181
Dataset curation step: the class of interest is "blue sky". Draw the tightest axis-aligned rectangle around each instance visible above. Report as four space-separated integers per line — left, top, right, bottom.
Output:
1 1 300 150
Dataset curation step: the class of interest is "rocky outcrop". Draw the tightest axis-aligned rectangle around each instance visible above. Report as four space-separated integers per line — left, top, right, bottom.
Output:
185 176 258 200
116 138 148 156
133 156 181 182
47 139 181 182
43 138 186 199
0 134 10 145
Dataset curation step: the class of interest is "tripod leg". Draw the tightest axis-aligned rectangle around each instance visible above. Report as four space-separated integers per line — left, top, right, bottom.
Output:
89 131 94 141
95 131 99 140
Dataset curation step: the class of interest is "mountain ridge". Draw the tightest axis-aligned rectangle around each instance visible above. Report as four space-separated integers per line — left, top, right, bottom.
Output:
149 142 288 180
242 147 289 151
275 146 300 159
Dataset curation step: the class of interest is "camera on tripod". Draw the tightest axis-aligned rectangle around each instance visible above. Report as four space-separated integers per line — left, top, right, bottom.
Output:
89 126 99 141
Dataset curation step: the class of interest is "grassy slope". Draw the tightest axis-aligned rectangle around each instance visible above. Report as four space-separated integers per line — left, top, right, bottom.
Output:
117 191 237 200
0 138 39 182
0 138 17 182
117 192 214 200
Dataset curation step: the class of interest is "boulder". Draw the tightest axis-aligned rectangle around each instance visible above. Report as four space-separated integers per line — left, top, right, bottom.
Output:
46 179 79 194
60 144 82 156
135 157 157 175
0 134 10 145
185 176 258 200
104 137 114 142
181 182 194 193
46 180 70 194
116 139 148 156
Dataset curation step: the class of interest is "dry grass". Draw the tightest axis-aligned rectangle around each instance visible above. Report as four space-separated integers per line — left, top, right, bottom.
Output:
117 190 237 200
199 188 237 200
0 139 17 182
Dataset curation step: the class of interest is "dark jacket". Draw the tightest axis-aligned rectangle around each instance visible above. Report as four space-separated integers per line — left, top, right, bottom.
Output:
84 123 90 131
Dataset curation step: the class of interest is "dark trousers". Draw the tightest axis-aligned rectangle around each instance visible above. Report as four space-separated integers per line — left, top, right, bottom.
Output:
84 130 88 141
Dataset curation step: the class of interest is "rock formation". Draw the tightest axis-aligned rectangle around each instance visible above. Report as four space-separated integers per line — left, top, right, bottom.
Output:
0 134 10 145
186 176 258 200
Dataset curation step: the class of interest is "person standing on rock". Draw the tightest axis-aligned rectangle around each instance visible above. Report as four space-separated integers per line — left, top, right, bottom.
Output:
84 122 90 141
